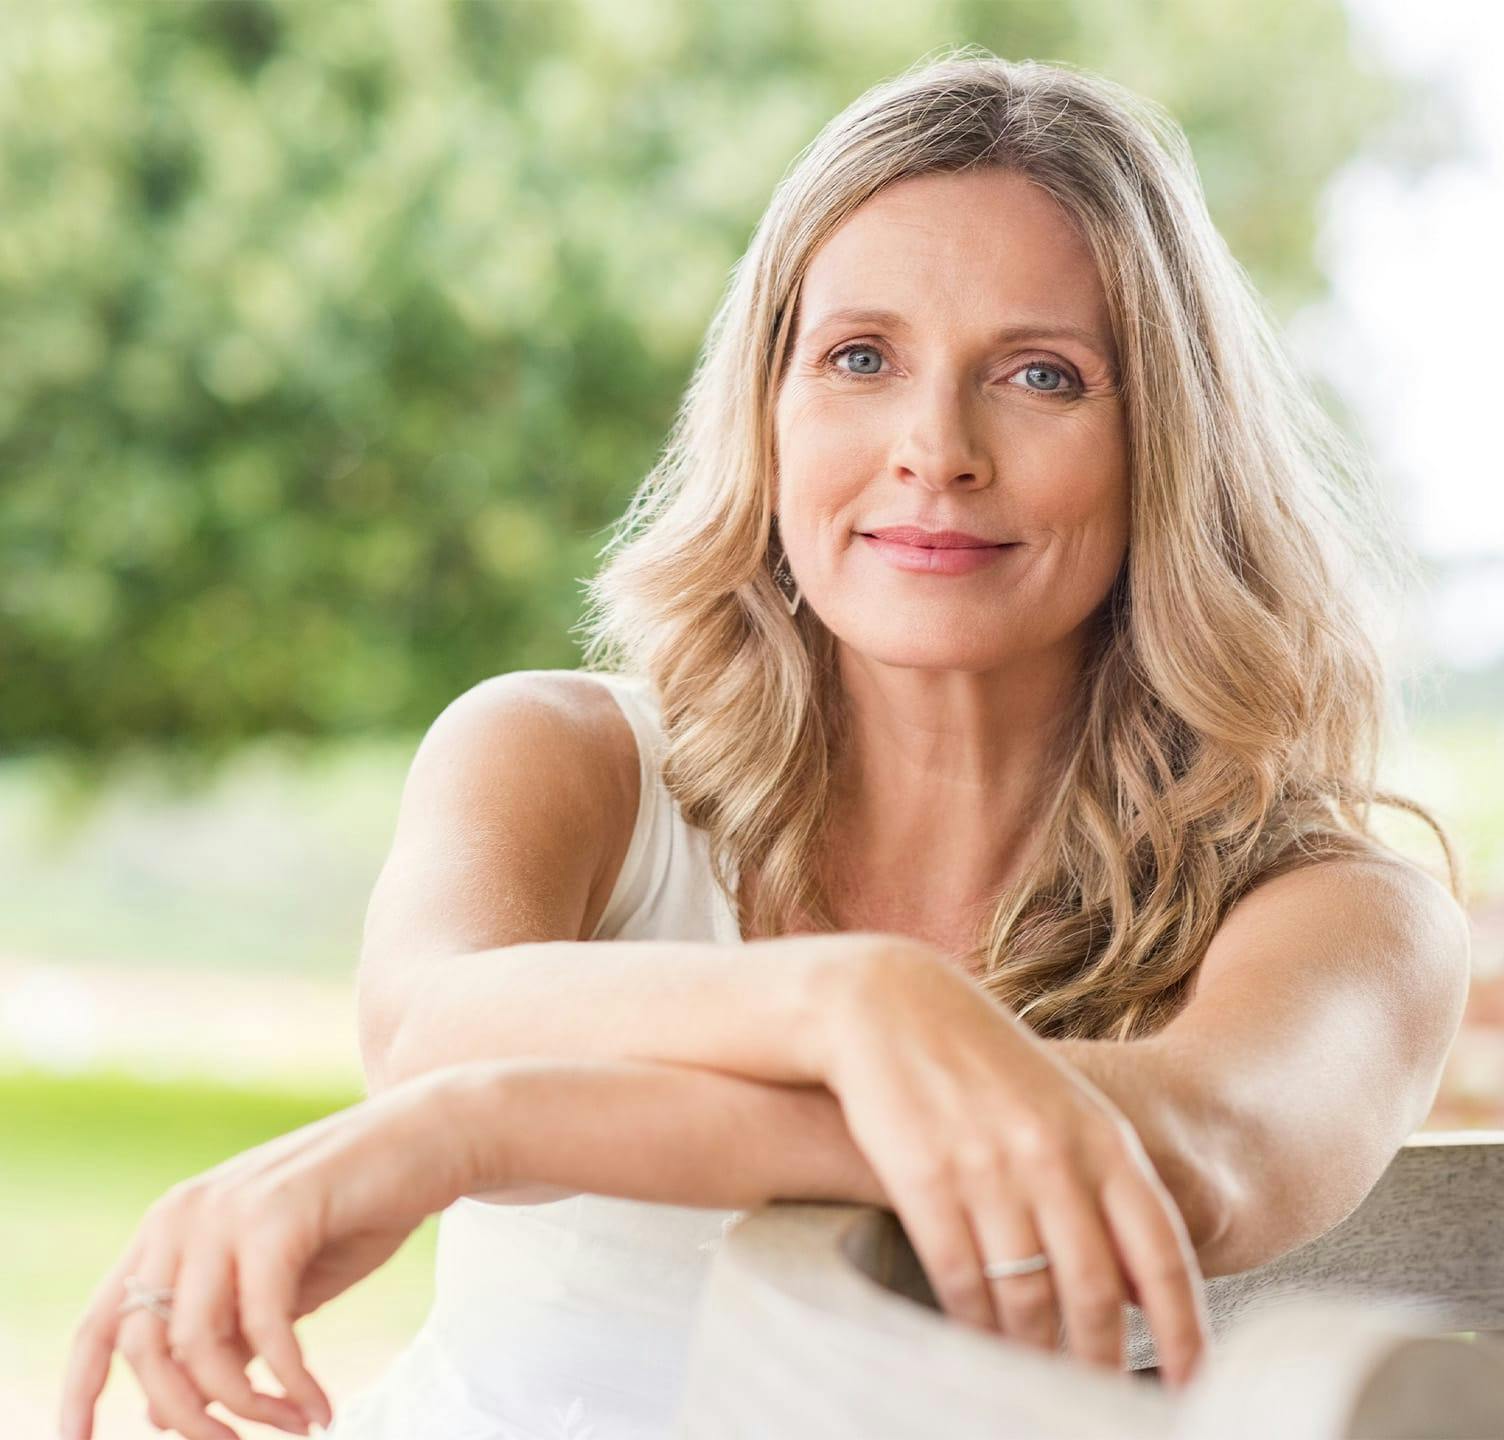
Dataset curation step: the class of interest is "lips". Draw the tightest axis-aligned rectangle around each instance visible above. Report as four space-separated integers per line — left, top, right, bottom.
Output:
860 532 1018 575
860 527 1011 549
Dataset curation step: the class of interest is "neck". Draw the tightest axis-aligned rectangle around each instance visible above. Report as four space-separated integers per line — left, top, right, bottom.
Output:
825 641 1083 902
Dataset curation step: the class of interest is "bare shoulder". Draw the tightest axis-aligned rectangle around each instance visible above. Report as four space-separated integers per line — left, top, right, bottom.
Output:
1197 853 1471 1007
415 667 638 816
376 667 642 948
419 664 641 862
513 668 644 866
1218 854 1468 939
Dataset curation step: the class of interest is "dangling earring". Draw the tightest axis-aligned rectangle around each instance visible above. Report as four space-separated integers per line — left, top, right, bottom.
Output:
769 517 803 617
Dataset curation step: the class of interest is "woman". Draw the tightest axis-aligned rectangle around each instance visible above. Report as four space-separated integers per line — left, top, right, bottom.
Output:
60 47 1471 1440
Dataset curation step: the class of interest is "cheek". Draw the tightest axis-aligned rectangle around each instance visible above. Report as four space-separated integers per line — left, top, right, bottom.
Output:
774 395 879 509
777 390 871 459
1013 427 1128 537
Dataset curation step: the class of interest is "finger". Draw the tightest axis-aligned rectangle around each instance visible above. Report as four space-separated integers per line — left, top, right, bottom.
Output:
170 1239 314 1435
964 1175 1060 1354
117 1260 242 1440
1028 1164 1129 1374
1099 1166 1211 1389
892 1166 1000 1334
59 1234 147 1440
236 1235 334 1430
125 1335 242 1440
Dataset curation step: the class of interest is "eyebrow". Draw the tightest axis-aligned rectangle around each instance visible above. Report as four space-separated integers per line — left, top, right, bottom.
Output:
801 305 1114 360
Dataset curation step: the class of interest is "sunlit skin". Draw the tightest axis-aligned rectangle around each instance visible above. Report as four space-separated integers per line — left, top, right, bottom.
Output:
769 168 1129 946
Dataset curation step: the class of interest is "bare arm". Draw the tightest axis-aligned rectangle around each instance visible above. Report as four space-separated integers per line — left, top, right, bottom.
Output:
448 1058 890 1211
358 672 1231 1251
356 672 876 1205
357 672 848 1095
370 934 849 1093
433 858 1469 1281
1128 857 1471 1277
438 1048 1235 1270
376 937 1232 1260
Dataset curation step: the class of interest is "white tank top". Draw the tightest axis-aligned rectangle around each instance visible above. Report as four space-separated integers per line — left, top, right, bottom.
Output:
327 670 748 1439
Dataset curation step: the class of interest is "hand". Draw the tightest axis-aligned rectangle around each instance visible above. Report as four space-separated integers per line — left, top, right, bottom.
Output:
58 1067 477 1440
823 940 1212 1389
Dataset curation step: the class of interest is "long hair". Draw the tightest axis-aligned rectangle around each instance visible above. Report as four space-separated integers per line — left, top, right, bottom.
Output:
575 45 1463 1041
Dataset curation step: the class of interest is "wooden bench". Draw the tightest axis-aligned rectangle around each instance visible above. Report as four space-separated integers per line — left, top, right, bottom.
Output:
677 1130 1504 1437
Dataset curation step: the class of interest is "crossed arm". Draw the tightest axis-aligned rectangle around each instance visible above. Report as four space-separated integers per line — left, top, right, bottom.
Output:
362 856 1470 1281
359 676 1471 1282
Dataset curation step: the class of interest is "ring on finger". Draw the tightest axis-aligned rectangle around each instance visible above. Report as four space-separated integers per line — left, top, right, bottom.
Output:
119 1275 175 1323
982 1250 1051 1279
981 1249 1057 1329
974 1204 1061 1349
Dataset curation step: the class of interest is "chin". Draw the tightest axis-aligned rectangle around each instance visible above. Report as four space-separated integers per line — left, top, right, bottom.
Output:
836 620 1022 672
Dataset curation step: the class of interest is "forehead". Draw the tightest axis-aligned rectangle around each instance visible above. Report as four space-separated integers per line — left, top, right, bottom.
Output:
796 169 1112 348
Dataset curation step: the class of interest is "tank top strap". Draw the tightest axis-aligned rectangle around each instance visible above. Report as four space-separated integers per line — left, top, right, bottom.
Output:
579 670 670 939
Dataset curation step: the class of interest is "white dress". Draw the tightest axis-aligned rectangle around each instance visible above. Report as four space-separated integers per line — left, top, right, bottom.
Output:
326 670 748 1440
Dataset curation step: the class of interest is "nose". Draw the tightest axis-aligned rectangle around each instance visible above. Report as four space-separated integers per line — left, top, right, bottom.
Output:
885 374 995 491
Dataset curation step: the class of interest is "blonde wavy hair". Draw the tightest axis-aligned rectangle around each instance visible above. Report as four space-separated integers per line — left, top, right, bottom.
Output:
576 45 1463 1042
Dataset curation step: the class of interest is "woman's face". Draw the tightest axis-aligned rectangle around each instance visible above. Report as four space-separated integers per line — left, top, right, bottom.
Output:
772 168 1129 673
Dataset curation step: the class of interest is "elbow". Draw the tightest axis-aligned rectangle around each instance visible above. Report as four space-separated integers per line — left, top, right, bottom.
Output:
1157 1127 1240 1276
1185 1152 1245 1279
361 1045 399 1097
358 1033 398 1097
359 984 451 1096
1152 1082 1247 1278
356 981 408 1096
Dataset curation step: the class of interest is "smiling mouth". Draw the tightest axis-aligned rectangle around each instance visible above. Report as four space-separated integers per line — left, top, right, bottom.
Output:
856 533 1025 577
857 534 1019 549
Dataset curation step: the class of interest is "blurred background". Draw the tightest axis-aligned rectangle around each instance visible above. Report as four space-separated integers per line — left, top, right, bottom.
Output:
4 1 1501 1434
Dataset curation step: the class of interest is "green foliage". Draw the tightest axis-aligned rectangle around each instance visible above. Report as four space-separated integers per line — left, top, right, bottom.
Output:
0 0 1408 766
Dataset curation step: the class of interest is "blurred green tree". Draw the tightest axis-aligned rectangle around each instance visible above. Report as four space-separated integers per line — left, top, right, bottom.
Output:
0 0 1413 768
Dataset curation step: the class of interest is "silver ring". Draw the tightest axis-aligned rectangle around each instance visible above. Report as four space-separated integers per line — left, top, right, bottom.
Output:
982 1252 1051 1279
119 1275 175 1321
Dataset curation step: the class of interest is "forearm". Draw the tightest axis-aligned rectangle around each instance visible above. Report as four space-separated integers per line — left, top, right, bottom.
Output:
365 936 855 1095
377 943 1233 1264
435 1056 891 1210
428 1039 1228 1272
1046 1037 1238 1270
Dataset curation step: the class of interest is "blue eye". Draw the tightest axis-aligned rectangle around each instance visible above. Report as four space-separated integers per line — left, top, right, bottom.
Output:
823 342 1082 397
1016 363 1069 392
1012 361 1083 395
827 342 884 376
